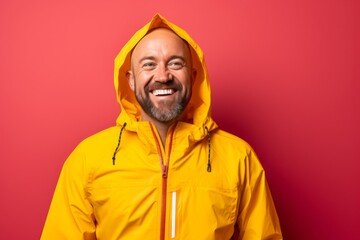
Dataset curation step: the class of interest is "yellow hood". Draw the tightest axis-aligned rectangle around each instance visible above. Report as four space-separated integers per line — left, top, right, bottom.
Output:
114 14 216 133
41 15 282 240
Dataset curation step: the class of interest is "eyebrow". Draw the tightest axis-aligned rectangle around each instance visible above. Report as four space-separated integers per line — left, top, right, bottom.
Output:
138 56 156 63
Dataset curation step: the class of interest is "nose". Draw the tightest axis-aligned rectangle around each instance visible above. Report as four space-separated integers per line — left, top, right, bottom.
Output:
155 64 172 82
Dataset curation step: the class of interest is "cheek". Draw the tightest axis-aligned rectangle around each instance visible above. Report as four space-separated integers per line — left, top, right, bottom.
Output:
134 73 151 89
174 71 192 85
182 76 193 90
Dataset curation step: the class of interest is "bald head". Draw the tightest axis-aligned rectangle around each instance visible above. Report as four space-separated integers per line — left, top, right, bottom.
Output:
131 28 192 69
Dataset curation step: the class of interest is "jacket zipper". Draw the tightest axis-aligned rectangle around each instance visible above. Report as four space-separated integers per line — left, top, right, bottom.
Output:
149 123 176 240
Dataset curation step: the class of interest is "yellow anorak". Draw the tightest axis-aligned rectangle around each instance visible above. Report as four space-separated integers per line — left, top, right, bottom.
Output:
41 14 282 240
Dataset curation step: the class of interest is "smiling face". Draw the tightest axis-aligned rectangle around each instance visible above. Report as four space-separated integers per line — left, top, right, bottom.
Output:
127 28 195 123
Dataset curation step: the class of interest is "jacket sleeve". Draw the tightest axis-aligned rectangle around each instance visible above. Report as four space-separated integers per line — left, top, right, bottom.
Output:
41 143 96 240
235 149 283 240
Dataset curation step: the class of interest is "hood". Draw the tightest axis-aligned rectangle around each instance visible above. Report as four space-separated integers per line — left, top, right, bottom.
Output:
114 13 217 133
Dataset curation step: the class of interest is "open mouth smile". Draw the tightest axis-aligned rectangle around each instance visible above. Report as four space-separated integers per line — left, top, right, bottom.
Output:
152 89 175 96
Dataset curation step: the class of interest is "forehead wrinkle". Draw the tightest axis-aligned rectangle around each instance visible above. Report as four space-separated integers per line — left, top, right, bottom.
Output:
130 28 192 69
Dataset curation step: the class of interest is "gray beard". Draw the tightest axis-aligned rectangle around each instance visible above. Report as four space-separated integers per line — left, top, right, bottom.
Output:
139 95 186 122
134 81 190 123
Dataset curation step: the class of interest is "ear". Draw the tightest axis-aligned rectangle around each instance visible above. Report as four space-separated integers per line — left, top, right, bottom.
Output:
191 68 197 85
126 70 135 91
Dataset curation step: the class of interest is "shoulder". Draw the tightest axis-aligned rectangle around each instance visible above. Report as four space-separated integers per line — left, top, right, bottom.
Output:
80 126 120 145
65 126 121 166
211 129 263 166
211 129 254 154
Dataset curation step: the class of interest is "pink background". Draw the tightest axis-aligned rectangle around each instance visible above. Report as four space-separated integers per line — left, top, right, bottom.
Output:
1 0 359 239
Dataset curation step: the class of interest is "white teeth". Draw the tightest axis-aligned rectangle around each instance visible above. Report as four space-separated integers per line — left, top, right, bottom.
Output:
152 89 174 96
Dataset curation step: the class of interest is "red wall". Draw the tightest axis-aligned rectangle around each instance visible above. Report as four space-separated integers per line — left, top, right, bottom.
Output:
1 0 359 239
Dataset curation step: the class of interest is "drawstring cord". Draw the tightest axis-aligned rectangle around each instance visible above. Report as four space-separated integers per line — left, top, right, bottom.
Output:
111 122 210 171
205 126 211 172
112 123 127 165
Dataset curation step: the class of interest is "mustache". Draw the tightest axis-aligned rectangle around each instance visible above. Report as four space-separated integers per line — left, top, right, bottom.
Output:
146 80 182 92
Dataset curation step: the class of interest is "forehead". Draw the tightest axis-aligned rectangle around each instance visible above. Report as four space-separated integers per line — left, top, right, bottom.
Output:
131 28 190 60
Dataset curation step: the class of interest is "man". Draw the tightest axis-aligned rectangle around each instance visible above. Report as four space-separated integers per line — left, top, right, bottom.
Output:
41 14 282 239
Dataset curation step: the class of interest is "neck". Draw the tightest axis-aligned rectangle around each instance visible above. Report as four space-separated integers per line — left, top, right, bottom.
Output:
141 112 177 147
154 121 174 147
